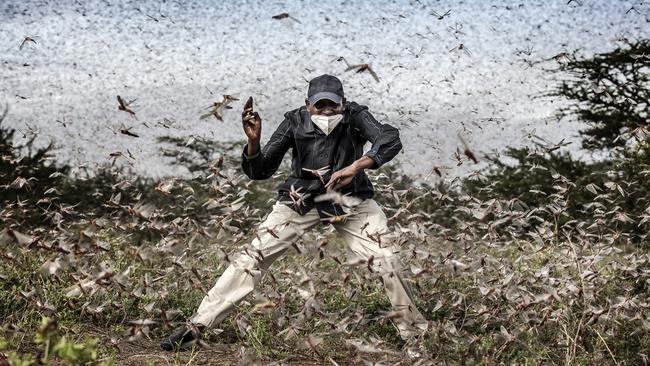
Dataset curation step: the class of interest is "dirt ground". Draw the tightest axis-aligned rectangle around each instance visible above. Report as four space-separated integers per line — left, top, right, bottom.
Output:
94 332 342 366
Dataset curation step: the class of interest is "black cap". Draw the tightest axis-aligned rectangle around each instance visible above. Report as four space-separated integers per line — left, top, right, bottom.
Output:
307 74 344 105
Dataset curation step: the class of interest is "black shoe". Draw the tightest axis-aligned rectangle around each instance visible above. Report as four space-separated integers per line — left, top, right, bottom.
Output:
160 325 203 351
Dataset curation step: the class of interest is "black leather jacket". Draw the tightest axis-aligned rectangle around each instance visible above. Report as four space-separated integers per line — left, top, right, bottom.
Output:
241 101 402 216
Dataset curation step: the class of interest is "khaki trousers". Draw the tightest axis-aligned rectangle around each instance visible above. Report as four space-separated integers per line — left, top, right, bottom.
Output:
190 199 428 339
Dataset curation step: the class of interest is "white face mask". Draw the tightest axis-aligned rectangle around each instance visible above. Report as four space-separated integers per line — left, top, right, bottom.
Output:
310 114 343 135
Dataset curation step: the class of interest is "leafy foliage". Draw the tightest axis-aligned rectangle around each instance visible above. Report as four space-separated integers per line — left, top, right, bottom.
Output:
0 317 114 365
551 39 649 151
467 39 650 244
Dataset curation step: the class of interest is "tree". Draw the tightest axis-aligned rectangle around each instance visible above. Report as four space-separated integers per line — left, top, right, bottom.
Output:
552 40 649 151
465 39 650 244
0 104 72 227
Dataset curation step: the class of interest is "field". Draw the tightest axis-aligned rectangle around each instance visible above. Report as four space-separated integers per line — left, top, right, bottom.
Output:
2 130 649 365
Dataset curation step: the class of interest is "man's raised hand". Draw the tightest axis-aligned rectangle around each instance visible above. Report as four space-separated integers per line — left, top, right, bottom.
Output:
242 96 262 143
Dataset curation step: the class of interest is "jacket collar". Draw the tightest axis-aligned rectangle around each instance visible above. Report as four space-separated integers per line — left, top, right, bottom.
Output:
299 104 351 134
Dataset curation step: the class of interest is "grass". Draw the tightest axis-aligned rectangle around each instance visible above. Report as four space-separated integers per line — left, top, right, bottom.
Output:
3 158 650 365
4 223 649 365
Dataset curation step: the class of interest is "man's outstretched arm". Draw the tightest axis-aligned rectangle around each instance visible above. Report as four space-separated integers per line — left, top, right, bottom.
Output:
325 105 403 191
325 155 376 191
349 104 403 169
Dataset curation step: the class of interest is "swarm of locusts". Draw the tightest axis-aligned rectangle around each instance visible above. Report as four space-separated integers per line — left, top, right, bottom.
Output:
1 108 649 365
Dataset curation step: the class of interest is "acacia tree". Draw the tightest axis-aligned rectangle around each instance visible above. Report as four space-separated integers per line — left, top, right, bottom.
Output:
0 105 149 228
553 40 649 152
0 105 71 227
466 40 650 242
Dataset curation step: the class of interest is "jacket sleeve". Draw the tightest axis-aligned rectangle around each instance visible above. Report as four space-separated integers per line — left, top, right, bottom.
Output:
349 104 403 169
241 112 294 180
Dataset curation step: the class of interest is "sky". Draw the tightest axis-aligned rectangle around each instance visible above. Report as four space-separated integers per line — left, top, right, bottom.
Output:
1 0 648 180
